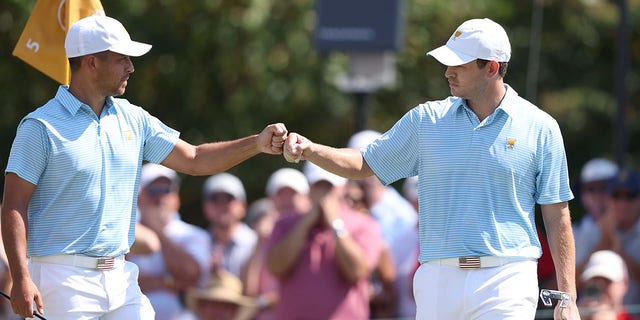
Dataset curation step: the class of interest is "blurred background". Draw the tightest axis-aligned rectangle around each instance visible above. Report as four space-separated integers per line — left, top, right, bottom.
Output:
1 0 639 228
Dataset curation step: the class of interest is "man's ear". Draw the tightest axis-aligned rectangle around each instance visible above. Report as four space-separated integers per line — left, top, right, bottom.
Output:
84 55 99 71
487 60 500 77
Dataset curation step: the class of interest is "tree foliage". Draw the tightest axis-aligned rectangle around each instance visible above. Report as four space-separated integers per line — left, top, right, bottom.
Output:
1 0 639 224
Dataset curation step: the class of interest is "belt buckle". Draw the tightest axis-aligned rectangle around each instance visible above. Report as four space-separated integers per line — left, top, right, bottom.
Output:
458 256 481 269
96 257 115 270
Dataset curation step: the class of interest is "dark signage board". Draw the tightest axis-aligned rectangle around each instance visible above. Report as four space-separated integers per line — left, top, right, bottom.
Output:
314 0 405 52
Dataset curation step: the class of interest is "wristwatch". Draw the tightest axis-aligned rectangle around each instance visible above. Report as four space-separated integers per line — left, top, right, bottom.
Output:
331 218 348 238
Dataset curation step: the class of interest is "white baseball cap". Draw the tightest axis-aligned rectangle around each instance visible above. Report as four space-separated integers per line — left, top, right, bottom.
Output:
139 163 179 191
265 168 310 197
203 173 246 202
580 158 618 183
403 176 419 202
427 18 511 66
581 250 627 282
347 130 382 150
65 15 152 58
303 162 346 187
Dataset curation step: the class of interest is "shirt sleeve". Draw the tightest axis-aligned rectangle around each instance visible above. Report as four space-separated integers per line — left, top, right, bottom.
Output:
534 118 574 204
140 109 180 164
363 107 422 186
5 118 49 185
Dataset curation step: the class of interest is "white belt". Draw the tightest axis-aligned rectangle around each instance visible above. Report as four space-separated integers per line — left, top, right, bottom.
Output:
30 254 124 271
426 256 531 270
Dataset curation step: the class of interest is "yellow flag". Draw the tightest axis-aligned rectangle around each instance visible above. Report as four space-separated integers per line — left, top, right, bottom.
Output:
12 0 104 85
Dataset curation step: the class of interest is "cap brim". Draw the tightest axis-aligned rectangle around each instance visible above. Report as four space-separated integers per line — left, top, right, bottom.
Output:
187 289 258 308
110 41 152 57
581 267 623 282
268 183 302 197
427 45 476 66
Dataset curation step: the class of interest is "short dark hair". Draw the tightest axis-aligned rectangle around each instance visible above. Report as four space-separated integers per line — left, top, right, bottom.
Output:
476 59 508 78
68 57 82 71
68 51 109 72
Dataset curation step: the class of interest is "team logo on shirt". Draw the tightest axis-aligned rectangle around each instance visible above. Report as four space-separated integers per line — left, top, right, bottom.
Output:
506 138 516 149
453 31 462 40
123 129 133 141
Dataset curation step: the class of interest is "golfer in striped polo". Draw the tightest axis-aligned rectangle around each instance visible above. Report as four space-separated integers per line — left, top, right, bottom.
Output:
2 15 286 319
284 18 581 320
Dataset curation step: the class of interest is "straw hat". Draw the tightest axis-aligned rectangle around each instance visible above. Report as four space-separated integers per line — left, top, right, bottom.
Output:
186 271 258 320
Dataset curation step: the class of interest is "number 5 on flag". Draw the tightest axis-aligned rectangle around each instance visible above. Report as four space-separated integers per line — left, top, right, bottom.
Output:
12 0 104 85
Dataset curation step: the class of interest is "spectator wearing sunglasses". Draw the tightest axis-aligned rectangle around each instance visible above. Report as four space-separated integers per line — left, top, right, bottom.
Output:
128 163 211 320
576 168 640 305
202 173 257 279
574 158 618 267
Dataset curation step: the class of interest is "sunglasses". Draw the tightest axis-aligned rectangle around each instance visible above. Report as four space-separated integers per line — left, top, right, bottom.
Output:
145 185 174 196
207 193 235 204
611 192 638 200
583 186 607 194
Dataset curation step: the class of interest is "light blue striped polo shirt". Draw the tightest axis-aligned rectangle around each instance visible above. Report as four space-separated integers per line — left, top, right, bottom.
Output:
362 85 573 262
6 86 179 258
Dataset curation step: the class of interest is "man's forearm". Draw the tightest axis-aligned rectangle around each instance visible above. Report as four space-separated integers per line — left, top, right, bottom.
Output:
543 205 578 298
163 137 261 176
334 235 370 283
1 207 30 282
266 214 316 277
157 232 201 287
551 225 577 298
307 144 373 180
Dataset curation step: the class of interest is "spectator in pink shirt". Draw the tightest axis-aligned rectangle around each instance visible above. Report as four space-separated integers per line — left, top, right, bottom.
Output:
241 198 280 320
266 162 382 320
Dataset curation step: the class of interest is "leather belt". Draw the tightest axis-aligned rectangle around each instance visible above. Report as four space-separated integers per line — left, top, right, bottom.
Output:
426 256 530 270
30 254 124 271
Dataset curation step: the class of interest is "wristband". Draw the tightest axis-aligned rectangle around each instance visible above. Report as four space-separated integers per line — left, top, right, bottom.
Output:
331 218 348 238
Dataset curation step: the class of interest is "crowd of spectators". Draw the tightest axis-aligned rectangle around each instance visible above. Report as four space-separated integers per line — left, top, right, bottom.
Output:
536 157 640 319
2 152 640 319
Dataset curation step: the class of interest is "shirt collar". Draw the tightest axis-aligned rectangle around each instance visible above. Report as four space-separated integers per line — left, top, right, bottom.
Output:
496 84 519 117
453 84 520 121
451 83 518 110
56 85 115 116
